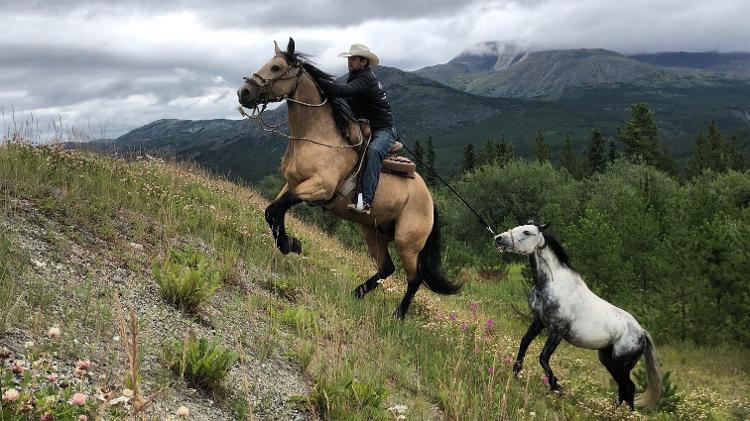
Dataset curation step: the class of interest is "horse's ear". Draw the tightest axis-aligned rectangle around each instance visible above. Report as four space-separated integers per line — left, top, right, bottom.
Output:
287 37 295 55
274 40 282 55
539 223 550 232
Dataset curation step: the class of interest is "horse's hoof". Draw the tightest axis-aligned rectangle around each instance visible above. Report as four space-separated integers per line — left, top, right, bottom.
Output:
290 237 302 254
393 307 406 320
551 385 564 395
512 362 523 377
276 236 291 255
353 286 367 300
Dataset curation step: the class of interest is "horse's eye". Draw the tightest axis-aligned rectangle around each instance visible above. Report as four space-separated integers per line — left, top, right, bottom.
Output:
523 231 533 236
271 65 281 72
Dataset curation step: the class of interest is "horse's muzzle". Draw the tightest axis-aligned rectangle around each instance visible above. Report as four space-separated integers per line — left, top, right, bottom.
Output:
493 234 507 252
237 85 259 108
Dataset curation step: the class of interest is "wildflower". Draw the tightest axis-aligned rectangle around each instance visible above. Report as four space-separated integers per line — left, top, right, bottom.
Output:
41 412 54 421
460 323 468 332
176 405 190 418
470 302 478 315
502 355 514 366
47 327 61 339
10 360 24 374
474 346 481 354
47 373 59 382
74 367 85 377
2 388 19 402
542 375 549 386
488 367 495 375
122 388 133 398
24 341 34 349
70 392 87 406
79 416 89 421
76 359 92 370
448 313 457 321
486 319 494 329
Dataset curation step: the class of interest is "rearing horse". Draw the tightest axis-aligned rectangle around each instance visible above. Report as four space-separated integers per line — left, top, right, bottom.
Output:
237 38 463 318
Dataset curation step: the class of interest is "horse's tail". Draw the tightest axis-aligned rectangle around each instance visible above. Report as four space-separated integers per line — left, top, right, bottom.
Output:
418 205 463 295
635 329 663 408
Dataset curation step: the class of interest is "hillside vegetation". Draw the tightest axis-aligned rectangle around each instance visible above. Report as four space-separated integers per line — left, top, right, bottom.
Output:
1 140 749 420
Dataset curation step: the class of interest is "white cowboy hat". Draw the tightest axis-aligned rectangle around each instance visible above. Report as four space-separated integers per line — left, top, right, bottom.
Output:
338 43 379 67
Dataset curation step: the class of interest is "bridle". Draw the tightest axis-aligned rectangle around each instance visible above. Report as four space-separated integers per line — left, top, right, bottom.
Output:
236 55 368 152
242 56 306 105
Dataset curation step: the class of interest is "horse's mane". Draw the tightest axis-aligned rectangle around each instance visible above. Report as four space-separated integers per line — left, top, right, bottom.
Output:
281 51 353 135
542 233 574 270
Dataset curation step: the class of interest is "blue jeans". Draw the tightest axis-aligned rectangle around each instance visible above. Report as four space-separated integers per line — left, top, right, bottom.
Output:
361 127 397 204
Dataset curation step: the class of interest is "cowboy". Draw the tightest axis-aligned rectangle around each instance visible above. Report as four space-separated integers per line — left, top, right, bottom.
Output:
317 43 396 215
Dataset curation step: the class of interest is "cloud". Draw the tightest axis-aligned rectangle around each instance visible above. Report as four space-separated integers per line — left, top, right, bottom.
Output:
1 0 748 140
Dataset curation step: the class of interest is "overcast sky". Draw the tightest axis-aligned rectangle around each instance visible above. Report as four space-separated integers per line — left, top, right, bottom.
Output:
2 0 748 140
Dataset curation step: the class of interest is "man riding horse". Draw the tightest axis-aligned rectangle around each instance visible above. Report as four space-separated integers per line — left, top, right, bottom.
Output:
317 43 396 215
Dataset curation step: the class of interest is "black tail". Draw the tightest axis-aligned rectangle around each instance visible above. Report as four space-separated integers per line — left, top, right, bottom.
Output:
418 205 464 295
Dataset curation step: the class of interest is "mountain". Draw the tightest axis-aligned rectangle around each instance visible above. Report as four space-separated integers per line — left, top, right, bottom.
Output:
89 58 750 182
630 52 750 79
415 42 682 98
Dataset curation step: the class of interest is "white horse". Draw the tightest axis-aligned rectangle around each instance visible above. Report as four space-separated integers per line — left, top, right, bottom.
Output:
494 223 662 409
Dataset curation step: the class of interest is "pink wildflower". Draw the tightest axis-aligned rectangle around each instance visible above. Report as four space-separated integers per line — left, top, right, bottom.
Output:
40 412 54 421
474 346 481 354
487 367 495 376
75 359 92 370
79 416 88 421
176 405 190 418
470 303 478 315
70 392 87 406
542 375 550 386
47 373 58 383
486 319 494 329
10 360 24 375
502 355 514 366
47 327 61 339
2 388 19 402
460 323 468 332
448 313 457 322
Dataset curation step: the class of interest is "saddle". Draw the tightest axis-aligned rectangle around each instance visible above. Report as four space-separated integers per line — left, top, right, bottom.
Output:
345 119 416 178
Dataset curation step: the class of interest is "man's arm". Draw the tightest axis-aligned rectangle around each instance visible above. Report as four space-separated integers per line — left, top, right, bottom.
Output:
320 74 369 98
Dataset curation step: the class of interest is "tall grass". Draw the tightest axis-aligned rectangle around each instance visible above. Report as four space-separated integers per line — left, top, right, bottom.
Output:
1 140 747 420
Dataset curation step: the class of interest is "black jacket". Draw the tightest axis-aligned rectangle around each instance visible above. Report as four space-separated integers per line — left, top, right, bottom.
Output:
321 67 394 130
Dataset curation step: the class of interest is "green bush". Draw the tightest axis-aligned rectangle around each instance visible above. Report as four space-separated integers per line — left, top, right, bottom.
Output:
164 332 238 390
152 245 221 313
310 368 390 421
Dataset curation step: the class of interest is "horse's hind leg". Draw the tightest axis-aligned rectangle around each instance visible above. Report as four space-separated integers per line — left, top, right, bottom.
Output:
612 341 645 410
513 316 544 376
392 241 422 320
598 347 628 406
353 227 394 299
539 329 565 393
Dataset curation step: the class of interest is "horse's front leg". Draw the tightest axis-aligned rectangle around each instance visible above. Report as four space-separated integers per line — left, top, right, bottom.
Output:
265 189 303 254
264 178 334 255
539 329 565 394
513 316 544 376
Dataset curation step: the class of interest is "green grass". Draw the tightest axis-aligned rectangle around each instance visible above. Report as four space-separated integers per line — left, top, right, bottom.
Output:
1 139 748 420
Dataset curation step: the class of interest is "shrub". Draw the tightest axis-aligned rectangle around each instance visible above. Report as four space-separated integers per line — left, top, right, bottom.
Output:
164 332 238 390
152 245 221 313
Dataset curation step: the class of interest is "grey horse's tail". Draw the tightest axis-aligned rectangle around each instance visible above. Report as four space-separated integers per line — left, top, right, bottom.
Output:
635 329 663 407
418 205 463 294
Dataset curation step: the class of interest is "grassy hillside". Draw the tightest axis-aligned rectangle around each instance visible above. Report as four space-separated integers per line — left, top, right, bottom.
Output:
2 140 748 420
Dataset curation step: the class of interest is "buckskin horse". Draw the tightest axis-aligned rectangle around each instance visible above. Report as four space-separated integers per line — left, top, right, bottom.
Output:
494 223 663 409
237 38 463 318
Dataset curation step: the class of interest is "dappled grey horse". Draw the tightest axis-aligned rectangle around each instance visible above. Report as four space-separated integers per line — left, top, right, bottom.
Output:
494 223 662 409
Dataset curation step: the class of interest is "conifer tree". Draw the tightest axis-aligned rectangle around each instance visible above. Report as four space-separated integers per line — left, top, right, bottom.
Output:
559 135 580 178
413 139 425 175
585 128 607 175
426 136 436 185
533 130 550 163
618 103 661 166
462 143 476 173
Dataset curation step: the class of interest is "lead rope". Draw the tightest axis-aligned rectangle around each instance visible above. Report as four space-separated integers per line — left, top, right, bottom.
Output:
400 142 496 236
